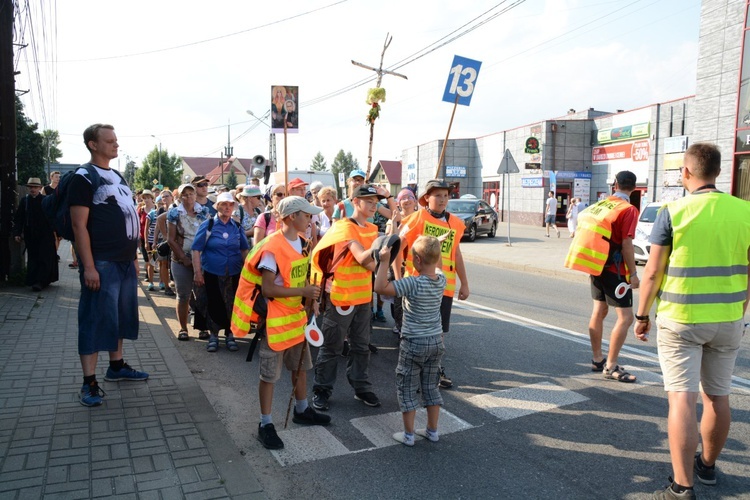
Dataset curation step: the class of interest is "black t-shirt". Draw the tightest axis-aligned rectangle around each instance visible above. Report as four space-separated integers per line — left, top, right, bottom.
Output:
43 185 55 196
68 164 140 262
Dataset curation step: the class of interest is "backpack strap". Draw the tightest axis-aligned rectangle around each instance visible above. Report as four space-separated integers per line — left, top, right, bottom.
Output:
264 211 271 227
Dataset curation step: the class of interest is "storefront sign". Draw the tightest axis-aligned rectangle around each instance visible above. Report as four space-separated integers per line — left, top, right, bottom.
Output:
592 140 650 164
525 162 541 169
406 163 416 183
663 153 684 171
597 122 650 144
524 137 540 154
521 176 544 188
445 165 467 177
664 136 689 154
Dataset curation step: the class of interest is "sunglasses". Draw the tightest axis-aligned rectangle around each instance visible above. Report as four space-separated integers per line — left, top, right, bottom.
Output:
195 182 208 188
274 192 285 197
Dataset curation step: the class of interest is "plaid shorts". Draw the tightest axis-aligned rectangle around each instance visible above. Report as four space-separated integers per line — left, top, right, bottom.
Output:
396 335 445 413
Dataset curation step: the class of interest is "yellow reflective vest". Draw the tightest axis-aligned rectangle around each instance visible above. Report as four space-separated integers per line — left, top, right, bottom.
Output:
564 196 633 279
657 192 750 323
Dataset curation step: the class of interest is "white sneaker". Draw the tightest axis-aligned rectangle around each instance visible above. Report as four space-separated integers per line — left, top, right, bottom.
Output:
392 431 414 446
415 428 439 442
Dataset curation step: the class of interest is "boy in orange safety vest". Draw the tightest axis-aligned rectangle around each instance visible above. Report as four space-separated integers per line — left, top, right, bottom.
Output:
254 196 330 450
396 179 470 389
310 184 384 411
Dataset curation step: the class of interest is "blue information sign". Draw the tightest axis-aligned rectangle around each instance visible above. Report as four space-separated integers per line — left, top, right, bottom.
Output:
442 55 482 106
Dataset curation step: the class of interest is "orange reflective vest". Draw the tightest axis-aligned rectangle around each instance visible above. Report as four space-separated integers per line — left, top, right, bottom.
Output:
400 210 465 297
230 231 310 352
564 196 633 279
311 218 378 306
230 237 270 337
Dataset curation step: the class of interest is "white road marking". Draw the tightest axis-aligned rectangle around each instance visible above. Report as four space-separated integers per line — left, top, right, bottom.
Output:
271 425 350 467
351 408 473 448
468 381 588 420
456 300 750 393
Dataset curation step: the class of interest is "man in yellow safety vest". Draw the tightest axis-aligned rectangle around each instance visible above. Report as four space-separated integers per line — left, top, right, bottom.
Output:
635 143 750 499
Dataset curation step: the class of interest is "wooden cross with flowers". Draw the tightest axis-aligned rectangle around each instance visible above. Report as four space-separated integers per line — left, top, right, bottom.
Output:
351 33 408 178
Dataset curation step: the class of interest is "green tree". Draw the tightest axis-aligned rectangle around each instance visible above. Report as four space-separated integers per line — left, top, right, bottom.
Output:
310 151 327 171
15 97 46 184
41 130 63 166
135 147 182 191
123 159 137 186
330 150 361 195
225 170 238 190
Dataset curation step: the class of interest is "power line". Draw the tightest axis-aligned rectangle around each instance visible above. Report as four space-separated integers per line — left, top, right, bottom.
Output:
56 0 349 63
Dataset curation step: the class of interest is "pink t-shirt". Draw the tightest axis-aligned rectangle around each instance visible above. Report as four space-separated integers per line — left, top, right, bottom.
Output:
253 211 278 238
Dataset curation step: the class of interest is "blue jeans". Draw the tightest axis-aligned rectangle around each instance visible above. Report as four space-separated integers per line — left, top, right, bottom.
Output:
78 260 138 355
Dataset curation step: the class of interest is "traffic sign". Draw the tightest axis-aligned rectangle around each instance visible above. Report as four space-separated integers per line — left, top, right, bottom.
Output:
497 149 519 174
442 55 482 106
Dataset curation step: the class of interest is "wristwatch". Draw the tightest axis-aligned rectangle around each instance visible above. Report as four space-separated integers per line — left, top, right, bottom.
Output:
634 314 650 321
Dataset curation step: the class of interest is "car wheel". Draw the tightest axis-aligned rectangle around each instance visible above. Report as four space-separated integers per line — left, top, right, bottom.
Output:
488 222 496 238
468 224 477 242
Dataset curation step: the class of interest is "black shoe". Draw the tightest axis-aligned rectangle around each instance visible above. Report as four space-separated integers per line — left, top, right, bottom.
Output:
293 406 331 426
694 452 717 485
31 284 42 292
653 481 696 499
439 367 453 389
354 391 381 407
312 391 329 411
257 423 284 450
368 343 378 354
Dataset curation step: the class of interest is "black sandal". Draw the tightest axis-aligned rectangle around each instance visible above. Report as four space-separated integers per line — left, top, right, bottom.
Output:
604 364 636 383
177 330 189 341
591 359 606 372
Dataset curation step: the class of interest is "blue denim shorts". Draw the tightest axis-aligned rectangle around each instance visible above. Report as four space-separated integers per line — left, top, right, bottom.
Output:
78 260 139 355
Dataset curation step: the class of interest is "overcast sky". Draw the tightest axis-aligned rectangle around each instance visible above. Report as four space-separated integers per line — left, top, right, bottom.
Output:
17 0 701 174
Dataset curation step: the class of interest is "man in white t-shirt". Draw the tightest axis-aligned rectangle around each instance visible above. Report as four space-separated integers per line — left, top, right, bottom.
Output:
544 191 560 238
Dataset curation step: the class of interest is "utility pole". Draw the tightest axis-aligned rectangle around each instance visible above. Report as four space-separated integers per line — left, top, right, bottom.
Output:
222 119 233 186
0 0 17 280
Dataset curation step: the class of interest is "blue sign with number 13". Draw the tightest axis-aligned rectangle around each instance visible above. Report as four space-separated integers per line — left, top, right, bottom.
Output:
442 55 482 106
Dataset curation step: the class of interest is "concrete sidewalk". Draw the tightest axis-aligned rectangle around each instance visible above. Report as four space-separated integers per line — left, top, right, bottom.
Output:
458 220 591 282
0 223 582 499
0 241 266 499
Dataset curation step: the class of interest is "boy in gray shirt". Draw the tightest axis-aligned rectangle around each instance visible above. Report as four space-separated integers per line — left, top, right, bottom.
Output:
375 235 446 446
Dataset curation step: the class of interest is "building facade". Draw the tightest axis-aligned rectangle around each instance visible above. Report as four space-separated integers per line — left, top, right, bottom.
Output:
402 0 749 226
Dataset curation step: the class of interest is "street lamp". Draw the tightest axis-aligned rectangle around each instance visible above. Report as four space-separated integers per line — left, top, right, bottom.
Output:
150 134 162 184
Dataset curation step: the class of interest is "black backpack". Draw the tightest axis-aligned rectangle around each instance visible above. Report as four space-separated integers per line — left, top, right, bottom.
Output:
41 163 121 241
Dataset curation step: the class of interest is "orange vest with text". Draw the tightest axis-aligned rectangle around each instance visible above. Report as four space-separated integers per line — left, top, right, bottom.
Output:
231 232 310 351
230 237 270 337
564 196 632 279
311 218 378 306
400 209 465 297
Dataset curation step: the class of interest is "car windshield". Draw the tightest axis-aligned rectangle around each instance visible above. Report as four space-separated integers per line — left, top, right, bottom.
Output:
447 201 476 213
639 205 661 223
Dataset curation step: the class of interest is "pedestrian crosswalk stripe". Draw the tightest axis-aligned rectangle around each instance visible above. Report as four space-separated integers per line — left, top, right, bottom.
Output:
271 425 350 467
351 408 473 448
468 381 588 420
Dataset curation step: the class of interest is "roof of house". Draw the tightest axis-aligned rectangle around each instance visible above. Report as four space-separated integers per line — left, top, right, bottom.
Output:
182 157 259 177
204 162 249 185
373 160 402 184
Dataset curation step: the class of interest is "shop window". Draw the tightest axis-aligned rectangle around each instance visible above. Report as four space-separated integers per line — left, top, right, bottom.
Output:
736 156 750 201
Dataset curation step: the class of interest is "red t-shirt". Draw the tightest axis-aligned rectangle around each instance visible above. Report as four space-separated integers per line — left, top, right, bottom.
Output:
605 204 638 275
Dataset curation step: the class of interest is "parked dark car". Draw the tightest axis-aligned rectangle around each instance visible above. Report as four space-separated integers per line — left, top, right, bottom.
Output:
446 198 498 242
